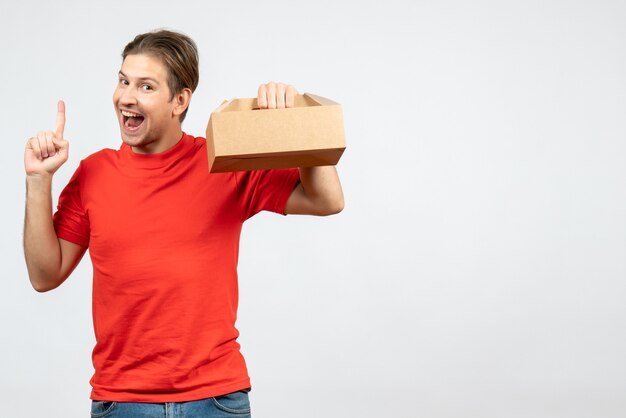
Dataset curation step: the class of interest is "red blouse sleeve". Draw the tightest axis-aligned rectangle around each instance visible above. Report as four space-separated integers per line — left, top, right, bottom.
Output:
53 163 90 247
235 168 301 220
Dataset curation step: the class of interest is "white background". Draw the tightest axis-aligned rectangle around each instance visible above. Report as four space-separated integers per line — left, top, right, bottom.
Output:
1 1 625 417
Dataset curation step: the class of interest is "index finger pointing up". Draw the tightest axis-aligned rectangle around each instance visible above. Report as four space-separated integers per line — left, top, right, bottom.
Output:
55 100 66 139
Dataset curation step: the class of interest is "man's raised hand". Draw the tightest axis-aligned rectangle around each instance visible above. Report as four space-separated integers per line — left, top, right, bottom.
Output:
25 100 70 177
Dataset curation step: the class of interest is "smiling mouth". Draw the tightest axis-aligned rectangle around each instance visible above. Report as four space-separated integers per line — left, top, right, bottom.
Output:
122 110 145 130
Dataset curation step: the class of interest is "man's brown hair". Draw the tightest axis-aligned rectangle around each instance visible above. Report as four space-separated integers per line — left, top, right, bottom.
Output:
122 29 199 122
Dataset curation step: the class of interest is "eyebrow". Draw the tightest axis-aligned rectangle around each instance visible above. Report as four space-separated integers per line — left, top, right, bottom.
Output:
118 71 160 85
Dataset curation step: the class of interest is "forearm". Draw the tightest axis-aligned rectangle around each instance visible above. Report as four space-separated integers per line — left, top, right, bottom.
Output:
24 174 62 291
297 166 344 215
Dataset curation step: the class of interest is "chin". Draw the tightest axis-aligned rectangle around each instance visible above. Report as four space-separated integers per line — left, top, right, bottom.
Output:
120 129 144 145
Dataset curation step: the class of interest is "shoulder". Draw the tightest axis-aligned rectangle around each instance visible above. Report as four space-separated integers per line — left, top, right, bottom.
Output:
76 148 119 176
82 148 117 163
187 133 207 148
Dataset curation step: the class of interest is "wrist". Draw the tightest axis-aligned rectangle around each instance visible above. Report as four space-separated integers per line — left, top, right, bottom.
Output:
26 172 53 189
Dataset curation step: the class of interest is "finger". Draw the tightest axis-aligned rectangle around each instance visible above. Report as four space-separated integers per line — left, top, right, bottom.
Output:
267 82 277 109
276 83 286 109
286 85 296 108
35 133 47 159
56 100 65 139
45 131 56 157
28 137 43 160
257 84 267 109
37 132 50 158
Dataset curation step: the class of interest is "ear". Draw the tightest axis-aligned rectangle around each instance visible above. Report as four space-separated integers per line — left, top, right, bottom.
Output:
172 88 193 117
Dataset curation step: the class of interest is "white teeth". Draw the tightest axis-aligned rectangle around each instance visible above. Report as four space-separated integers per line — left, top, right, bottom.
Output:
121 110 142 117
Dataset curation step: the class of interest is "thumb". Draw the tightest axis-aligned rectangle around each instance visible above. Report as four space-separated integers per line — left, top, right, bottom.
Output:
52 135 69 152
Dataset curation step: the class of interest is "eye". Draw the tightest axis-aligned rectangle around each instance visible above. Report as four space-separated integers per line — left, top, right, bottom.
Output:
142 84 153 91
119 79 129 86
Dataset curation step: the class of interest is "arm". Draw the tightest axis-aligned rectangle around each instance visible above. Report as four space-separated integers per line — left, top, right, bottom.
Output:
284 166 344 215
23 101 87 292
257 82 345 216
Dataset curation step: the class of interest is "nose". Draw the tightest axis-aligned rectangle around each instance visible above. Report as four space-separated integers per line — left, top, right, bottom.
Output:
117 85 138 106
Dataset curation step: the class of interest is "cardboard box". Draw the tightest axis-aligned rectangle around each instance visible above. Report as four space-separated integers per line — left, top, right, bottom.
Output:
205 93 346 172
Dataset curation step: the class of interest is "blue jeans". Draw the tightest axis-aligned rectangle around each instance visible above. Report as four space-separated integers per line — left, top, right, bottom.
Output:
90 389 251 418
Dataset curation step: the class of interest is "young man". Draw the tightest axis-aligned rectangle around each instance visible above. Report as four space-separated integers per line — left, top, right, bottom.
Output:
23 30 343 418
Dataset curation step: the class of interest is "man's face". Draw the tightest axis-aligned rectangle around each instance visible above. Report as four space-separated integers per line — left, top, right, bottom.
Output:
113 53 180 152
